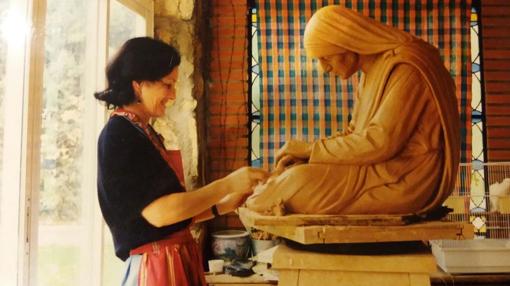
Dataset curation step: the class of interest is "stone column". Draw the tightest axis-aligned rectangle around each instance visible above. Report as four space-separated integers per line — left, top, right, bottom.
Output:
154 0 207 190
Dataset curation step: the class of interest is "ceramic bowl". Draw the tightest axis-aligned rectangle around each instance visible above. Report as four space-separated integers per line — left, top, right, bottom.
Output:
211 230 251 261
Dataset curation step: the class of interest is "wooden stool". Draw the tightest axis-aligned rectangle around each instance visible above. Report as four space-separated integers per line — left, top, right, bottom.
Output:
273 244 436 286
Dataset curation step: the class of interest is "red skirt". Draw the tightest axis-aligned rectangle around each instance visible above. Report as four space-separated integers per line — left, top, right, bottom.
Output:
127 228 206 286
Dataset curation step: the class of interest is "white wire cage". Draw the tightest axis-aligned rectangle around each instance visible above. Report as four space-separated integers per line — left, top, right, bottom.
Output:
432 162 510 273
444 162 510 239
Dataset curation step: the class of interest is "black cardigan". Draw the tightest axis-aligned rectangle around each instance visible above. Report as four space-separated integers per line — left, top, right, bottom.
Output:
97 116 190 261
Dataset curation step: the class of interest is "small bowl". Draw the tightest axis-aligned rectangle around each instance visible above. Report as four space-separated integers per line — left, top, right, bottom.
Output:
211 230 251 261
251 239 280 255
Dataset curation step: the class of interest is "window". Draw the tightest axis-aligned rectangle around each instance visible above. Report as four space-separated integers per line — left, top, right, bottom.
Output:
249 5 261 167
0 1 31 284
0 0 7 187
0 1 153 285
463 2 491 238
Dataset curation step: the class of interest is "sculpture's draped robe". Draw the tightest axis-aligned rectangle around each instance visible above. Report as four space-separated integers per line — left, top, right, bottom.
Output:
246 6 460 216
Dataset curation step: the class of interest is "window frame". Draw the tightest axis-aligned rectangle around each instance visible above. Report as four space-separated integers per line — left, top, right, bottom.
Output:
0 0 154 285
0 0 33 284
117 0 154 37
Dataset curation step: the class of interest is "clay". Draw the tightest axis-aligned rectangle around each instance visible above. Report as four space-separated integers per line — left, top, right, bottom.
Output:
246 6 460 216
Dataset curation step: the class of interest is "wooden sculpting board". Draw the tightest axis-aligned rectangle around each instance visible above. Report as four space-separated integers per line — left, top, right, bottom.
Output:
238 207 474 244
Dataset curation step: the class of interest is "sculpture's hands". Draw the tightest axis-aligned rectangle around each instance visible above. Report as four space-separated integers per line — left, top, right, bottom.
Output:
328 125 354 139
274 140 312 168
246 141 310 214
274 154 307 175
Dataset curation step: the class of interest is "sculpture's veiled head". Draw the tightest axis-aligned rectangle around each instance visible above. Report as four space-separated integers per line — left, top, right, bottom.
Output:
303 6 415 58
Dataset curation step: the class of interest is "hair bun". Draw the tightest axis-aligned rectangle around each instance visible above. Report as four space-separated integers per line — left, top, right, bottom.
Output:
94 88 114 101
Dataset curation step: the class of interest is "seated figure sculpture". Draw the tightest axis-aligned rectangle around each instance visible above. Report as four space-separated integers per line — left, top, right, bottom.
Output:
246 5 460 216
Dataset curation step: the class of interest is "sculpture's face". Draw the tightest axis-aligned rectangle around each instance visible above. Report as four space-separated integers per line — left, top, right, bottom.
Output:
318 51 359 79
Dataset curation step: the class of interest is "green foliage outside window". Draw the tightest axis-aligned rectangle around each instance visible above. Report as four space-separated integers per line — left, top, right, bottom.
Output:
39 0 87 223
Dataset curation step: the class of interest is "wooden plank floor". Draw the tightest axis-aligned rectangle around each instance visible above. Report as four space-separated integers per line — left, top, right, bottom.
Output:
238 208 474 244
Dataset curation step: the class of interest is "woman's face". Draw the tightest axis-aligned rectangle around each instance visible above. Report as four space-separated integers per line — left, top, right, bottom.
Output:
138 68 178 118
318 51 359 79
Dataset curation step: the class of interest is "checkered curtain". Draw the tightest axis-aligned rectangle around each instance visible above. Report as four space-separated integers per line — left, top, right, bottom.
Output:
255 0 472 170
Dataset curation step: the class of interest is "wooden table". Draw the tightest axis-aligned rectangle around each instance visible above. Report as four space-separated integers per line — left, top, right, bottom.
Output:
430 271 510 286
205 271 510 286
205 273 276 286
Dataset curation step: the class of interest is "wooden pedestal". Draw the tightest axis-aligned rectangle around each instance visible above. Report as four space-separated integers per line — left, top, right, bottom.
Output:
237 207 474 286
273 244 437 286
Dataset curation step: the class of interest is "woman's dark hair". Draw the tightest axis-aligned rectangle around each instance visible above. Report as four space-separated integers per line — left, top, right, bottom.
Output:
94 37 181 108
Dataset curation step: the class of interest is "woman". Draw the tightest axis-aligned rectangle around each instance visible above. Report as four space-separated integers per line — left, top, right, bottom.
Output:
246 6 460 216
95 37 268 286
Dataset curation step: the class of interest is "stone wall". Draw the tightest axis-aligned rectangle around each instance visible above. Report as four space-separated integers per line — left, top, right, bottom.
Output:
153 0 208 189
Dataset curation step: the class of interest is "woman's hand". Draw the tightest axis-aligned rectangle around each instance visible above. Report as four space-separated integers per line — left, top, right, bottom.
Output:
274 140 312 167
222 166 270 195
214 167 269 215
216 191 252 214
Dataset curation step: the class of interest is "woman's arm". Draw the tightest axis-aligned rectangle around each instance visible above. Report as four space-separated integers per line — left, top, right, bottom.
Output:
141 167 268 227
191 191 251 223
99 118 269 228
